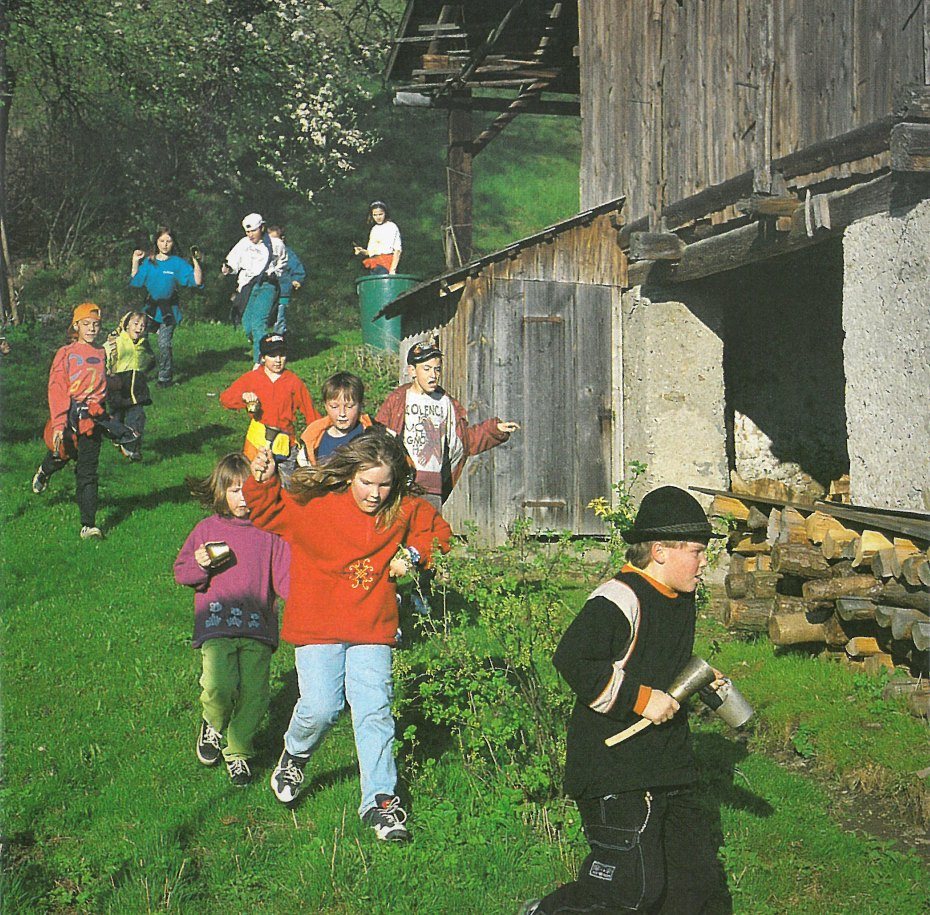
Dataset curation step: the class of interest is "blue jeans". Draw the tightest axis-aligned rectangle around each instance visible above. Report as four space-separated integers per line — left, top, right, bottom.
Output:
242 284 278 363
285 643 396 816
274 296 290 334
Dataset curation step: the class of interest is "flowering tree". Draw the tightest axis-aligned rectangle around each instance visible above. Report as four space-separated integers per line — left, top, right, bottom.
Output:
5 0 396 260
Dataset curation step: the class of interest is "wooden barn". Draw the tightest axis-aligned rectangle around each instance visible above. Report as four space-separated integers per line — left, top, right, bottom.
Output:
384 1 930 542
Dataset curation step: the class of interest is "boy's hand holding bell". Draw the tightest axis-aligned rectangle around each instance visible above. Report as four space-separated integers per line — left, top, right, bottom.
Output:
250 446 276 483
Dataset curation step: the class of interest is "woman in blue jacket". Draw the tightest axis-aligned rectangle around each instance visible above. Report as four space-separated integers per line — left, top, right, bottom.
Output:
130 226 203 386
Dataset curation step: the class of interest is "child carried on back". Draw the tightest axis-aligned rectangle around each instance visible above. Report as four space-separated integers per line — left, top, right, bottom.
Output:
174 453 290 788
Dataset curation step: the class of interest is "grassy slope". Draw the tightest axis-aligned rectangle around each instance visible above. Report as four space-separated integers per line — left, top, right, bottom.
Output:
1 322 928 914
3 102 929 914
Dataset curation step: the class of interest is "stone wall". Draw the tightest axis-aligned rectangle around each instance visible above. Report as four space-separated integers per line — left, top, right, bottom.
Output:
843 198 930 511
621 284 728 500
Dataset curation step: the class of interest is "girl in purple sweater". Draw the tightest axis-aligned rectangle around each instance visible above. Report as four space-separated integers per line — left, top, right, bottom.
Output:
174 453 290 786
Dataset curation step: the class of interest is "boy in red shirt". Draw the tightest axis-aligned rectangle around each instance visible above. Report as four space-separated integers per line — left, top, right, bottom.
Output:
220 333 319 486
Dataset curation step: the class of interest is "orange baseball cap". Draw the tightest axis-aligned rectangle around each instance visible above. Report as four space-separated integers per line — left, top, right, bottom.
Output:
72 302 102 324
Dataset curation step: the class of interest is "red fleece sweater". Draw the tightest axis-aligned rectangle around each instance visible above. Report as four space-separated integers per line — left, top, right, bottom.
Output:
243 476 452 645
220 368 319 444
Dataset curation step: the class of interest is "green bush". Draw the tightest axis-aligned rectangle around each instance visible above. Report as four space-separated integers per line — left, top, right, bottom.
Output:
394 520 595 802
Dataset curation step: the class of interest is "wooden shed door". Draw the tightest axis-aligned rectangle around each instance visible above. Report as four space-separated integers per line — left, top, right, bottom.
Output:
519 281 612 533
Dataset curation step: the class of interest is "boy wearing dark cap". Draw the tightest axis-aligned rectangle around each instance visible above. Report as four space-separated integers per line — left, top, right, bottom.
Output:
375 338 520 511
521 486 724 915
220 333 319 486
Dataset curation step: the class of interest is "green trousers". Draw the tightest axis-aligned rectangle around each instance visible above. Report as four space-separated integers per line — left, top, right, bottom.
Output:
199 637 273 761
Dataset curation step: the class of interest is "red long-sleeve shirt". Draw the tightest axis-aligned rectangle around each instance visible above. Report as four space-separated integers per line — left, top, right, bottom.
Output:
243 475 452 646
47 341 108 434
220 367 319 444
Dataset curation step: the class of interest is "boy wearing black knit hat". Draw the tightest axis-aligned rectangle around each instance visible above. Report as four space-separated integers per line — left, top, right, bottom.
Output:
520 486 725 915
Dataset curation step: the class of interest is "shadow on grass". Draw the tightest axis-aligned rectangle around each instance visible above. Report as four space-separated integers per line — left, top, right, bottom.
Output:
148 423 236 459
693 729 775 914
175 344 247 380
102 482 194 528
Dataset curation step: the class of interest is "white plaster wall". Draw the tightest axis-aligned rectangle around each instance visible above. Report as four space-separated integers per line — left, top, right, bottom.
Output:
621 285 729 501
843 198 930 511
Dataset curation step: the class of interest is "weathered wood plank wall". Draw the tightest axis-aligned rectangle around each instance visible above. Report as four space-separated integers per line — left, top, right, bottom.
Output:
580 0 926 216
397 214 626 540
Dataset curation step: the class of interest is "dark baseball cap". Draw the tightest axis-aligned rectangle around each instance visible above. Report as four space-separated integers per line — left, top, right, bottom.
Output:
407 339 443 365
259 333 287 357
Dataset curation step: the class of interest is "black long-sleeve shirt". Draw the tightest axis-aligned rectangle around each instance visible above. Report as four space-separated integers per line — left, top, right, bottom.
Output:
554 565 699 799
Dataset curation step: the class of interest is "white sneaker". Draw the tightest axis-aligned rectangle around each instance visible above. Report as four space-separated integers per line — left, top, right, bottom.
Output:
363 794 411 842
270 750 307 803
80 526 103 540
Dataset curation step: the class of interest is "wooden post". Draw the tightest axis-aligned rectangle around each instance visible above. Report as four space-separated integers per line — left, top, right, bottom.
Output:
446 92 473 269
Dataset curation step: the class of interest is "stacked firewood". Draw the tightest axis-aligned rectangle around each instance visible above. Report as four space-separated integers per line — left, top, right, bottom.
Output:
709 484 930 716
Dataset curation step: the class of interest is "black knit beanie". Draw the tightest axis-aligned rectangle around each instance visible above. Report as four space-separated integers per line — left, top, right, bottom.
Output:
621 485 719 544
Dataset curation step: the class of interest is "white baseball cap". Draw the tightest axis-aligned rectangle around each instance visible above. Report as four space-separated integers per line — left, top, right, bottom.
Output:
242 212 264 231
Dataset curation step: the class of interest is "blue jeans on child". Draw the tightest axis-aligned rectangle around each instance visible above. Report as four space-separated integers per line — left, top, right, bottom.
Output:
273 296 290 334
285 643 396 816
242 283 278 363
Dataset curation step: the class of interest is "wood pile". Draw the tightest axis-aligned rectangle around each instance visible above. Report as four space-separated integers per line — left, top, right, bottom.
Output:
704 480 930 715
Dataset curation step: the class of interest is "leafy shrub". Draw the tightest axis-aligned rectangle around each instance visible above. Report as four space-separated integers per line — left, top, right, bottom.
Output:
394 520 594 802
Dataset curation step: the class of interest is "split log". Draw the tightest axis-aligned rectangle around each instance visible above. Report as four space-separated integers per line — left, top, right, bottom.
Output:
840 537 861 562
803 576 883 602
863 653 897 676
822 614 856 648
912 621 930 651
770 543 831 579
880 581 930 613
768 613 824 645
901 554 930 588
853 530 894 568
804 511 848 544
778 507 810 545
725 571 780 599
870 548 901 579
827 474 850 502
729 532 771 555
746 506 770 531
890 608 929 641
829 560 857 579
845 637 882 658
711 494 750 522
725 598 775 632
835 597 877 621
766 508 780 545
822 528 858 560
775 595 828 615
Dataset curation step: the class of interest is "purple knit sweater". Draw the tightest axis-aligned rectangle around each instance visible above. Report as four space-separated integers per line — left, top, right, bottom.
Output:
174 514 290 649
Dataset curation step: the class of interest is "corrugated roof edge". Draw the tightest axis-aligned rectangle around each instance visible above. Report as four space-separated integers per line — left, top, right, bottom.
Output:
374 196 625 319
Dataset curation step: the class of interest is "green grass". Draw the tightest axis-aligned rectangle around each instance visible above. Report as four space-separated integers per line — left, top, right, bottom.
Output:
2 322 929 913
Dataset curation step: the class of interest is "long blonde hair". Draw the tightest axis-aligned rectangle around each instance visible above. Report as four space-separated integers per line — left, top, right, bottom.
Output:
288 429 412 528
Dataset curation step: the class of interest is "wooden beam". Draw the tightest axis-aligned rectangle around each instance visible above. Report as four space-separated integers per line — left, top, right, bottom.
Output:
628 173 919 286
393 92 579 116
737 194 800 218
619 116 896 246
891 122 930 171
446 93 473 269
628 231 686 262
895 84 930 120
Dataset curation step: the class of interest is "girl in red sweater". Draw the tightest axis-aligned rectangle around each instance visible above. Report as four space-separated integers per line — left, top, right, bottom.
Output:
31 303 108 539
245 430 451 841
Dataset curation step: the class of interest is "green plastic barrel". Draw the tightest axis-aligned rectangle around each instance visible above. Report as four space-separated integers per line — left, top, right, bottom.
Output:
356 274 421 351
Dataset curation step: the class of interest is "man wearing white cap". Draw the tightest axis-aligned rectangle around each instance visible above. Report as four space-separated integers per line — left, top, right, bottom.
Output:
223 213 288 365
